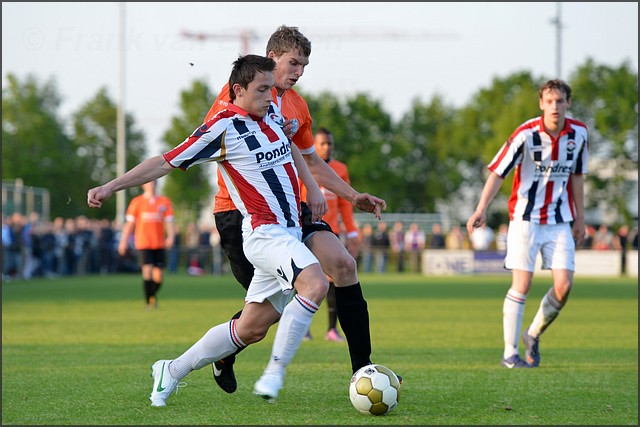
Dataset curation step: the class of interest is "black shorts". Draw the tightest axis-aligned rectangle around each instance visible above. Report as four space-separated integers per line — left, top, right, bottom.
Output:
138 249 166 268
300 202 334 241
215 210 254 290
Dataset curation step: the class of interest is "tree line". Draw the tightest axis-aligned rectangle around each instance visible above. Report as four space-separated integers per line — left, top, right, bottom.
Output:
2 58 637 228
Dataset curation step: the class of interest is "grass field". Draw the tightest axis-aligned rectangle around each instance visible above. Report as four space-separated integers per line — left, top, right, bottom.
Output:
2 272 637 425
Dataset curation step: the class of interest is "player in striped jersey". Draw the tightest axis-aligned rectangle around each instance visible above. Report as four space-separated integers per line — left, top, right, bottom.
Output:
88 55 332 406
466 79 588 369
205 25 387 394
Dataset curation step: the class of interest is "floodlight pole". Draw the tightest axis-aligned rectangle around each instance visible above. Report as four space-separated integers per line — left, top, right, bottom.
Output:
116 2 126 224
551 2 563 79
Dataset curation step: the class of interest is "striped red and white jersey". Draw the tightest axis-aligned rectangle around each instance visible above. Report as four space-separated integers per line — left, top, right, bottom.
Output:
163 102 302 238
488 115 589 224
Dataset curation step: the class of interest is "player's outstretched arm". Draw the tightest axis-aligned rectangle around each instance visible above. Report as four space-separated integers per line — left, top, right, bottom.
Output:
303 150 385 219
87 155 173 208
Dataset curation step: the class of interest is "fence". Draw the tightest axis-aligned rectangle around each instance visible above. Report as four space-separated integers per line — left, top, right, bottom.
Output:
2 179 50 221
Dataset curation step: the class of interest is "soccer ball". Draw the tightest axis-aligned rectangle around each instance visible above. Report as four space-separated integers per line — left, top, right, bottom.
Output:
349 364 401 415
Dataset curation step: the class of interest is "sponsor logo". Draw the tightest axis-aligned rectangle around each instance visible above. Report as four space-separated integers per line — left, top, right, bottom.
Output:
535 164 572 174
255 141 291 164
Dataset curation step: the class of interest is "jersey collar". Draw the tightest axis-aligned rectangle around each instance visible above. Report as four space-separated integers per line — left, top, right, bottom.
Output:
227 102 264 121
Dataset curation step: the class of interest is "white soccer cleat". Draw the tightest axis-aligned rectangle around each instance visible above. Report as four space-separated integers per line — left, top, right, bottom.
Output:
253 371 284 403
149 360 180 407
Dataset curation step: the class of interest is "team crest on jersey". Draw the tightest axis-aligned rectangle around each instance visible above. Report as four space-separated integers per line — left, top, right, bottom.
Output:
566 140 576 153
269 112 284 126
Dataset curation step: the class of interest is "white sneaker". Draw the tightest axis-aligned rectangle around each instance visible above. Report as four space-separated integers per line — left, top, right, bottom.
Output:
253 371 284 403
149 360 180 407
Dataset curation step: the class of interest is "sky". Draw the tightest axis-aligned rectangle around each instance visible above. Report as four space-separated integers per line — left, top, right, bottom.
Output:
2 2 638 157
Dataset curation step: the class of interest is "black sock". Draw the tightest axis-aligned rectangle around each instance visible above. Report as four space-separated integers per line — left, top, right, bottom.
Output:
143 280 154 303
335 282 372 373
152 280 161 296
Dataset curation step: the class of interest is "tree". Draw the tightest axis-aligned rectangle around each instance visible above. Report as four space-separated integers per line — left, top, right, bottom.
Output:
70 87 147 219
569 59 638 224
392 95 461 212
161 79 216 227
305 92 401 209
2 73 86 218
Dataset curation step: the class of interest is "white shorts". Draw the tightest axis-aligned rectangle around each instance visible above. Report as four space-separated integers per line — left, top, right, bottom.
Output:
243 224 320 313
504 219 575 272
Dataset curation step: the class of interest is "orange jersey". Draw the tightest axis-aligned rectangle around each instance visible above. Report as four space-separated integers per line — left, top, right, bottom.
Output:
125 195 174 250
300 158 358 237
204 84 314 213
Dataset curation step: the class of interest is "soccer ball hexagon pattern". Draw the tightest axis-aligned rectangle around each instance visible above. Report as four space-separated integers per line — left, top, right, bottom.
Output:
349 364 400 415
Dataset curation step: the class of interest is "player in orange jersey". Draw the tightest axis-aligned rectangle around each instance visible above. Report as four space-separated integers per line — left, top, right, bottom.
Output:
301 128 361 342
118 180 175 309
205 26 387 394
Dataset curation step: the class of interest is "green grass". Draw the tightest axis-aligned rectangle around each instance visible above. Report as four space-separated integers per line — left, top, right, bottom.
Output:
2 273 637 425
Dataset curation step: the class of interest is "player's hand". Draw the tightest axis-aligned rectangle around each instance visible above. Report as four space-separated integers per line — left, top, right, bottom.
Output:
306 187 328 223
572 217 586 247
117 241 127 257
87 185 113 208
281 119 299 139
353 193 386 220
466 212 486 235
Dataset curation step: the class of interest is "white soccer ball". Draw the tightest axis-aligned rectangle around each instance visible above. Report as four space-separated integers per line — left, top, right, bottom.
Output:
349 364 401 415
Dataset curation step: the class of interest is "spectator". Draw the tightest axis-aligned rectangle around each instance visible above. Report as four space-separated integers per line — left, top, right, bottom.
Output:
209 222 224 275
445 225 467 250
592 224 614 250
390 221 406 272
405 222 426 273
427 223 445 249
184 222 202 275
97 218 116 274
372 221 390 273
168 223 182 274
359 223 374 273
581 224 596 249
613 224 629 275
2 214 16 279
20 212 39 279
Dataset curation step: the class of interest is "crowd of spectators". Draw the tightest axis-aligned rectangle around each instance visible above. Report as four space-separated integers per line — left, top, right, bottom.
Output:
3 212 638 281
2 212 226 282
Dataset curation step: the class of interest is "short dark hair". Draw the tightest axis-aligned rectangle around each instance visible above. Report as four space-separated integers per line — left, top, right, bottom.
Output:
315 127 333 141
265 25 312 58
228 54 276 100
539 79 572 101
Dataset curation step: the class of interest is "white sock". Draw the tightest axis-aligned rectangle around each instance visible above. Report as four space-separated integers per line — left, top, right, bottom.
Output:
528 288 563 338
503 289 527 359
170 319 246 380
263 295 318 376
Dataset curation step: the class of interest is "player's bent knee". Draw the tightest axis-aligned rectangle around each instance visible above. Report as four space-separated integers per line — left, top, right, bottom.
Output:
239 326 270 344
295 269 330 305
